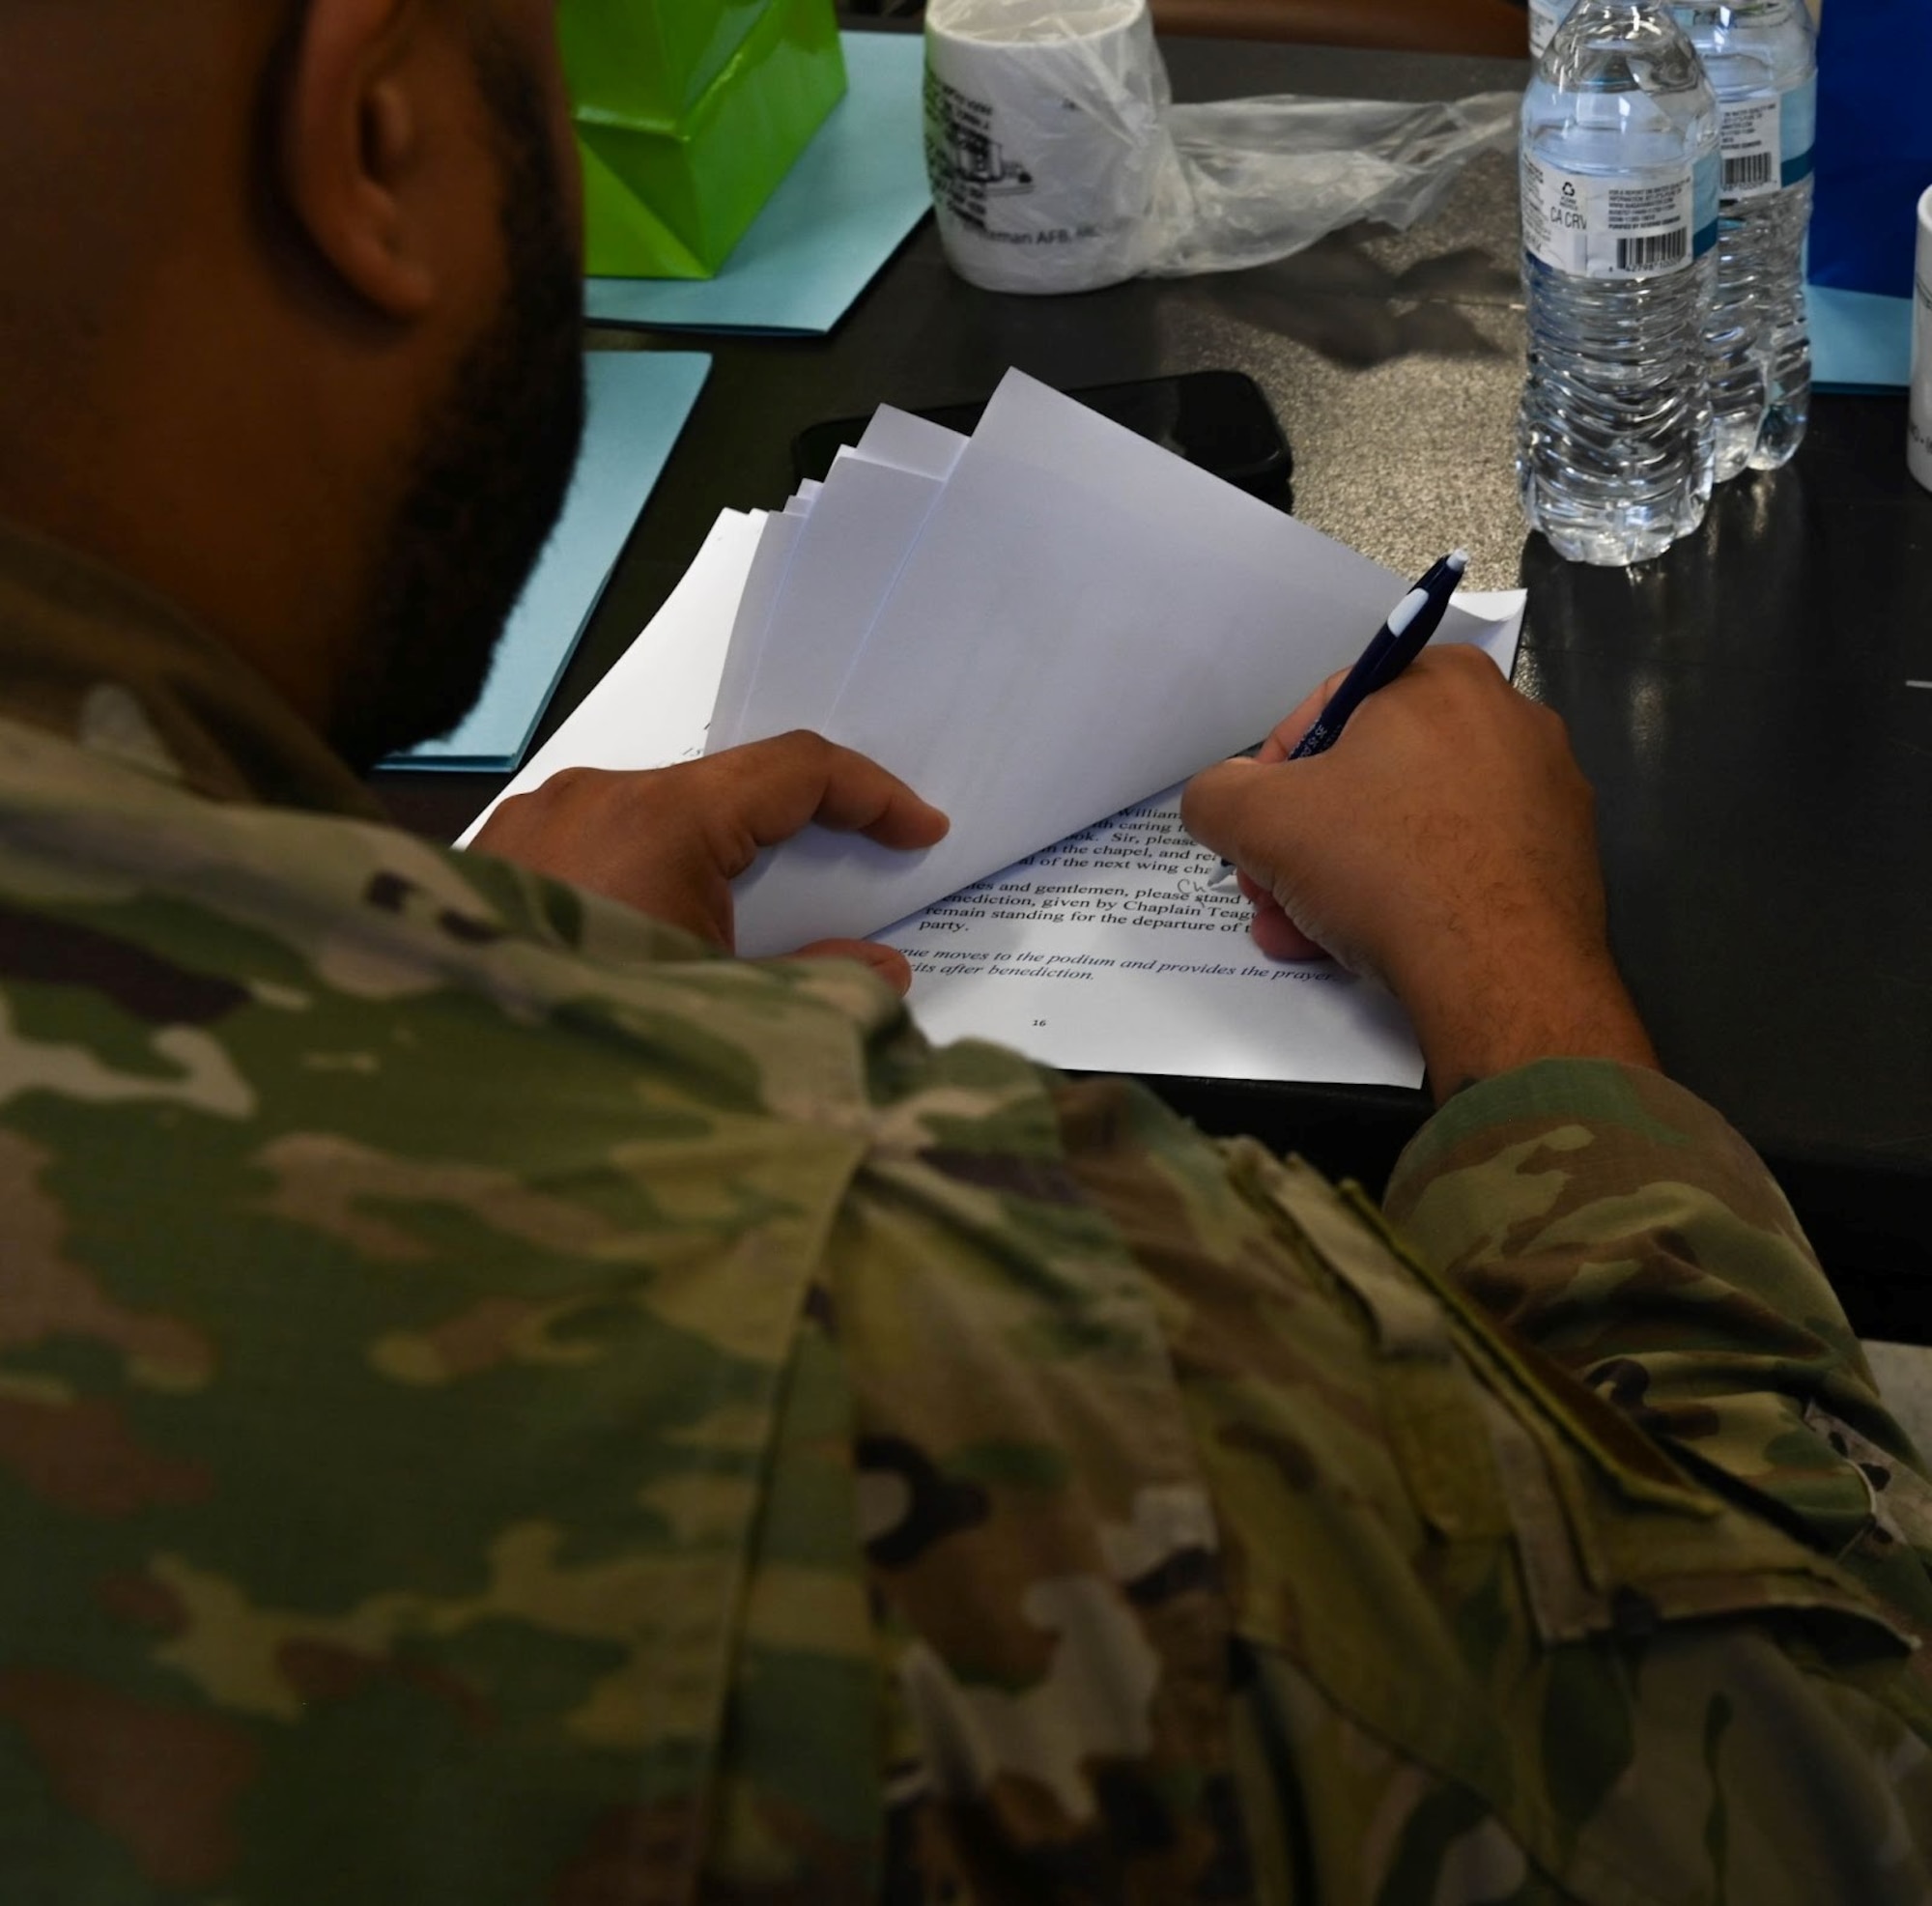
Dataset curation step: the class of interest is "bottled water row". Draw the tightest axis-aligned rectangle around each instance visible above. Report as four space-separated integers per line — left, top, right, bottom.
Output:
1517 1 1817 566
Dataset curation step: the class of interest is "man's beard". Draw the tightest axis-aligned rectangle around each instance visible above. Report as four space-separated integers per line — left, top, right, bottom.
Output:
332 43 585 771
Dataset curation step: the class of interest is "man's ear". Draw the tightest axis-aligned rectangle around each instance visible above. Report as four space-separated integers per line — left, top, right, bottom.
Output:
274 0 442 319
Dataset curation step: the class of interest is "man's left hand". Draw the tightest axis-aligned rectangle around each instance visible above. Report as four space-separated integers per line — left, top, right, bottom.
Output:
470 731 949 993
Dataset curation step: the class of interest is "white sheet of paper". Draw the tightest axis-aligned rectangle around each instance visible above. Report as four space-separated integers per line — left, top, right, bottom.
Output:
874 595 1527 1086
881 783 1423 1082
730 371 1488 958
853 406 970 480
705 414 969 754
704 512 808 757
458 508 764 844
725 453 954 746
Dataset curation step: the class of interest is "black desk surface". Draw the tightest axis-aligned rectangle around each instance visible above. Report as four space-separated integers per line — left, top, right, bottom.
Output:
379 31 1932 1335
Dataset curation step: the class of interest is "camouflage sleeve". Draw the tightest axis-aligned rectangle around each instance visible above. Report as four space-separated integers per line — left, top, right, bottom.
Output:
1382 1058 1932 1624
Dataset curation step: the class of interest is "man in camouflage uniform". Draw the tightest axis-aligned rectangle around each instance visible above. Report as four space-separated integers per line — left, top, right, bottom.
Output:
0 3 1925 1902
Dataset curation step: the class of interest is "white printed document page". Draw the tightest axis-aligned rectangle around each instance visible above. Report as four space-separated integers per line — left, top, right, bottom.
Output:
875 594 1526 1086
878 782 1422 1082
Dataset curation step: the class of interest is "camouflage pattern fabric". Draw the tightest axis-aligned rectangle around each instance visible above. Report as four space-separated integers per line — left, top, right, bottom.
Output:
0 516 1928 1904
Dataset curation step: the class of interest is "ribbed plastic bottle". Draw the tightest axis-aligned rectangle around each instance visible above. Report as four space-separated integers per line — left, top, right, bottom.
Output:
1517 1 1721 567
1673 1 1818 477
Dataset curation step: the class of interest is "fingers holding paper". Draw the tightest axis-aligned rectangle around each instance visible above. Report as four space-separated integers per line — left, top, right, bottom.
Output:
1182 646 1657 1092
1234 667 1350 963
471 731 949 987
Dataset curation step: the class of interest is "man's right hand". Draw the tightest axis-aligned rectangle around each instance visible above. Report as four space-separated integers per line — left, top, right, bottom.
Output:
1181 644 1658 1098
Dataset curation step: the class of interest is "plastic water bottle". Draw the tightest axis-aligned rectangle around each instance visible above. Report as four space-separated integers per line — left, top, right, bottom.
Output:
1673 1 1818 477
1517 2 1721 566
1528 0 1574 59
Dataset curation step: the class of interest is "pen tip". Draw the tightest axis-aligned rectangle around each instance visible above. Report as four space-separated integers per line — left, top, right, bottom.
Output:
1448 549 1469 572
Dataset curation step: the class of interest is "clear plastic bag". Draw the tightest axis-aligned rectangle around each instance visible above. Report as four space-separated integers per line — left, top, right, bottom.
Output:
1146 91 1521 276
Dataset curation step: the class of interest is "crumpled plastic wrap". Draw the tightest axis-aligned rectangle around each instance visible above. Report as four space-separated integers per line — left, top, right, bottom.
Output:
923 0 1520 293
1146 91 1521 277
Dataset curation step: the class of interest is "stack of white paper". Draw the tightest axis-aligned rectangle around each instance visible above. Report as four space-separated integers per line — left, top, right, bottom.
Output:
468 370 1525 1088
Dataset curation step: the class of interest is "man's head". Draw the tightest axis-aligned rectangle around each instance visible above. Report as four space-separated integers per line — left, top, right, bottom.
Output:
325 10 586 766
0 0 585 767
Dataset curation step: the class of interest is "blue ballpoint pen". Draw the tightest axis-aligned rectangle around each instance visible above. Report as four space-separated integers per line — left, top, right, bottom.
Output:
1208 550 1468 887
1289 549 1468 759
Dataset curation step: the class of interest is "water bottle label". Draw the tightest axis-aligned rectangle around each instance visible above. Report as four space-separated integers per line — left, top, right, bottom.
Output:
1523 156 1704 280
1694 150 1720 249
1719 99 1781 202
1718 77 1817 201
1779 74 1817 189
1528 0 1564 58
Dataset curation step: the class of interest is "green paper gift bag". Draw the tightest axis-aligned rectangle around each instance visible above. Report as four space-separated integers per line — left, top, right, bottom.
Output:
562 0 848 280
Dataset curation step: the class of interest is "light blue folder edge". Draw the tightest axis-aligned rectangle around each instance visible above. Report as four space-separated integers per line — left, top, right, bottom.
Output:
1811 282 1914 392
584 32 930 337
389 350 711 771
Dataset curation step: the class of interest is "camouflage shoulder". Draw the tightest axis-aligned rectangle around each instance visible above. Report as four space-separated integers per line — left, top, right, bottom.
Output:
1383 1060 1851 1377
1386 1059 1805 1249
1381 1058 1932 1633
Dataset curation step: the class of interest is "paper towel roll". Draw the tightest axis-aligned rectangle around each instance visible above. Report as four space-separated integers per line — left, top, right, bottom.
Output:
923 0 1171 295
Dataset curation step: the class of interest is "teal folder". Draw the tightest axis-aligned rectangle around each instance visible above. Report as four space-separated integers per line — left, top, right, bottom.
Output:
392 349 710 770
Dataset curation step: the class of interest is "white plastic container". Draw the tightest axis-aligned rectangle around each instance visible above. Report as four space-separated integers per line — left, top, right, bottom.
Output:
923 0 1167 294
